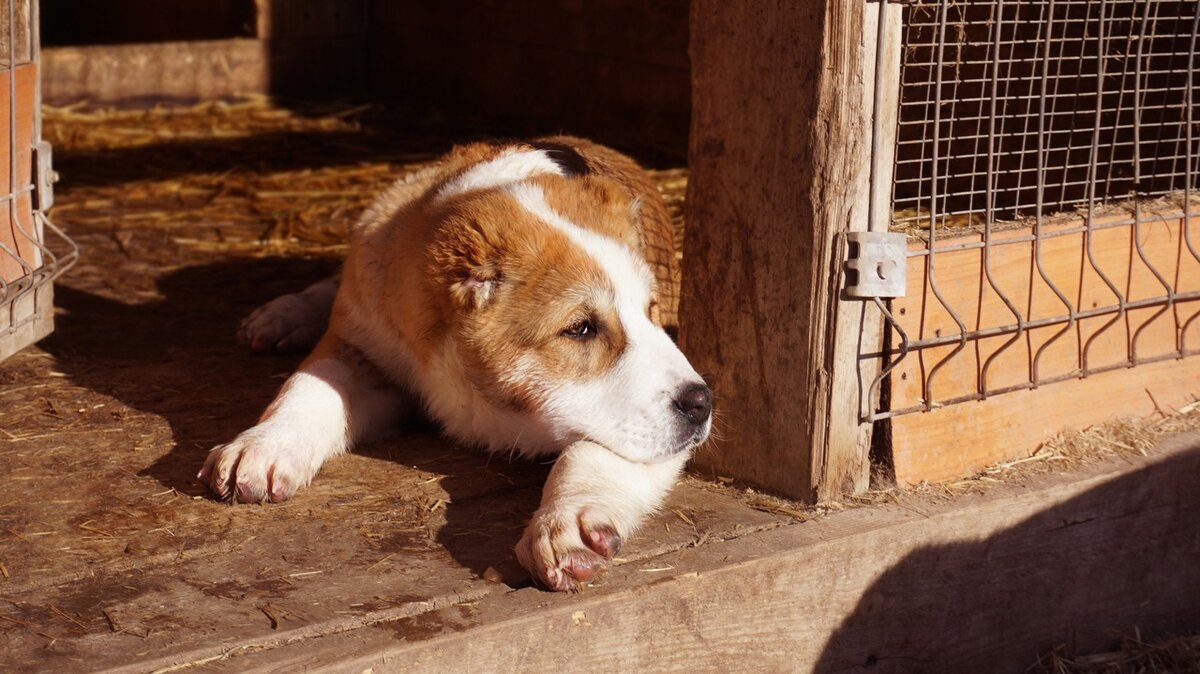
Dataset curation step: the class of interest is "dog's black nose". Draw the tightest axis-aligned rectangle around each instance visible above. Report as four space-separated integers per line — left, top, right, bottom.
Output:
673 383 713 426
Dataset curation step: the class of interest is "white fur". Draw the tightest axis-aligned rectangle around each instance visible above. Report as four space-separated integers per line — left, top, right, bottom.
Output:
422 336 557 454
515 440 688 591
504 183 708 462
436 149 565 201
200 357 407 502
336 283 553 455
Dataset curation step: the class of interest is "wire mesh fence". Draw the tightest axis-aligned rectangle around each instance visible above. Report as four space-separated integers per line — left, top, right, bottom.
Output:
1 0 76 360
868 0 1200 421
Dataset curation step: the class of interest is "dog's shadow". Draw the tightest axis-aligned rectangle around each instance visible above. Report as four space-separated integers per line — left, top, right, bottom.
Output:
41 255 545 585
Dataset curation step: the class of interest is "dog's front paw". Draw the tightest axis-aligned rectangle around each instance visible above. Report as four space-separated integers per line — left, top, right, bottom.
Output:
515 504 624 592
198 426 317 504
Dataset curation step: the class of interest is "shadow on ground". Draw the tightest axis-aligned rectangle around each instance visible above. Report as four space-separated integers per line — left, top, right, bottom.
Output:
814 441 1200 672
39 255 547 587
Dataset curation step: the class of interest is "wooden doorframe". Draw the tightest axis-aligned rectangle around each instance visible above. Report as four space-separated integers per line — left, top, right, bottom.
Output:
681 0 901 501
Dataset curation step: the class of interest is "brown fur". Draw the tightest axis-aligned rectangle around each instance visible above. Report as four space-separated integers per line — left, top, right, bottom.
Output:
336 136 664 414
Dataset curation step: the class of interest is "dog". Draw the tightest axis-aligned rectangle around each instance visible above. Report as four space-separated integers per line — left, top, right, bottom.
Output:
199 137 713 591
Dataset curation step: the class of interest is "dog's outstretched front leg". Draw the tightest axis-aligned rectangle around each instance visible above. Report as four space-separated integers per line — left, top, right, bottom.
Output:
200 335 410 503
515 441 687 592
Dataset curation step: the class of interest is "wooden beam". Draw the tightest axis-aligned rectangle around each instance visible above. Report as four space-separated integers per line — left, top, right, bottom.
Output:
0 284 54 364
681 0 892 500
202 437 1200 673
823 1 903 498
885 211 1200 483
41 39 269 105
892 355 1200 484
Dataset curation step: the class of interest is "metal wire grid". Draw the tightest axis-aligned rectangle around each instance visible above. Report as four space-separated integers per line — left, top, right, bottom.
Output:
868 0 1200 421
1 0 77 344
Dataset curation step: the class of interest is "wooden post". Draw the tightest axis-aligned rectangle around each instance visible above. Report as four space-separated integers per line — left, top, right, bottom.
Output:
681 0 901 501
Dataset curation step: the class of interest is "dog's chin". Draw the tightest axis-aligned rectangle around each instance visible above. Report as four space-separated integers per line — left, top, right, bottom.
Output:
673 421 711 453
567 435 694 465
631 435 705 464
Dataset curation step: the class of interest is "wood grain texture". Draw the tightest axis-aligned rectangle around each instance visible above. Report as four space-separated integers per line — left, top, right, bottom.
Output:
892 351 1200 485
205 436 1200 674
822 1 903 499
887 212 1200 483
0 448 786 674
41 39 269 105
0 284 52 363
681 0 877 500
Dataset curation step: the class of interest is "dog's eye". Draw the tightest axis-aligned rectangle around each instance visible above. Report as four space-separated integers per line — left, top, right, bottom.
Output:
562 319 597 340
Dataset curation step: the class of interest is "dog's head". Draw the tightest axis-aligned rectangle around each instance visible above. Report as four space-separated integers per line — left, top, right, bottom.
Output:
428 163 711 463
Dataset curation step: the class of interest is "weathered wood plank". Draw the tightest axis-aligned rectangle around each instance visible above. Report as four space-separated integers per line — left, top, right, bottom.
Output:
892 352 1200 484
822 0 903 499
886 212 1200 482
0 417 786 674
681 0 879 500
41 39 270 105
205 435 1200 674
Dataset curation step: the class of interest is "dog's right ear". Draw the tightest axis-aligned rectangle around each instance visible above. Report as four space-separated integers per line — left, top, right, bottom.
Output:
432 221 502 311
450 261 501 310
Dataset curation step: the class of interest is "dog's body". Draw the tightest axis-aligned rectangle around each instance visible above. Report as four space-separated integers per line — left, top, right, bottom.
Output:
201 137 712 591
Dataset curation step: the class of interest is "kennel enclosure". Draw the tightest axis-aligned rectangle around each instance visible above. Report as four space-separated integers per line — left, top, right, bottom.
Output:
873 0 1200 483
0 0 75 363
683 0 1200 498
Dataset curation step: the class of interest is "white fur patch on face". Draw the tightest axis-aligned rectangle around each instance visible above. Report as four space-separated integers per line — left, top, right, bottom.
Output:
503 182 707 462
437 149 566 201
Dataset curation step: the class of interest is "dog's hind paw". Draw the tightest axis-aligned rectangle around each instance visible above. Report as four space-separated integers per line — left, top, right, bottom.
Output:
238 277 338 354
514 505 624 592
237 293 327 354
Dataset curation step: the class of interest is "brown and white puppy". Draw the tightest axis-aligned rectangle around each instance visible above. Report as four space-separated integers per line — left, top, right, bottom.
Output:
200 137 713 591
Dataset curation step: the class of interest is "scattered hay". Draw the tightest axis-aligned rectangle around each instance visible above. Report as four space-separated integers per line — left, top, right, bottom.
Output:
1032 401 1200 468
1031 631 1200 673
893 191 1200 240
863 403 1200 505
44 98 691 259
713 404 1200 522
43 96 364 152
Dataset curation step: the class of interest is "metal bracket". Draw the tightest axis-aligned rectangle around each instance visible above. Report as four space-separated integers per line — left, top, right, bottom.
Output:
844 231 907 298
32 140 57 212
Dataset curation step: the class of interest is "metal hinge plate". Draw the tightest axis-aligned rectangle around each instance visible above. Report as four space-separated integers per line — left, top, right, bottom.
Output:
844 231 907 298
32 140 57 212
